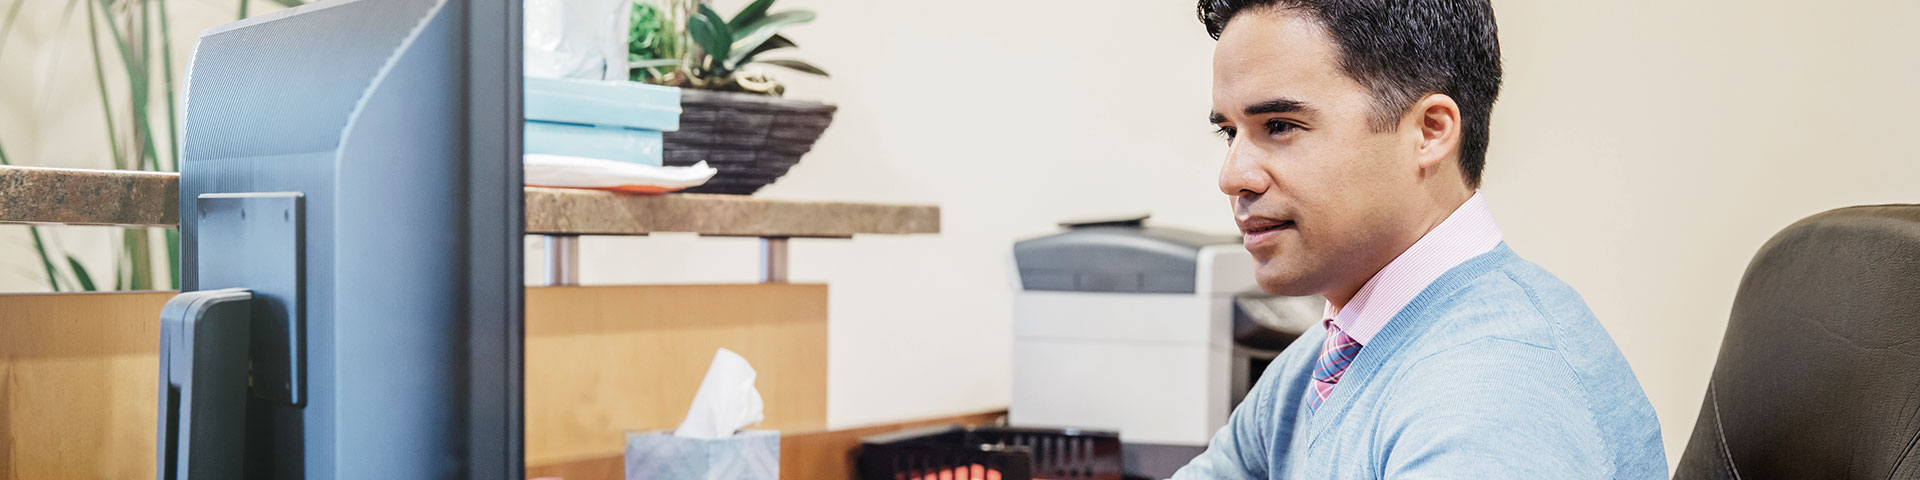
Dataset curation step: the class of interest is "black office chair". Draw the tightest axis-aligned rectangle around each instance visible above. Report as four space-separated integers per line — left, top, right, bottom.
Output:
1674 205 1920 479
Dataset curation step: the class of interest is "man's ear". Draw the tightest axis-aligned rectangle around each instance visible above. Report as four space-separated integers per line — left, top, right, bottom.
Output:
1408 94 1463 175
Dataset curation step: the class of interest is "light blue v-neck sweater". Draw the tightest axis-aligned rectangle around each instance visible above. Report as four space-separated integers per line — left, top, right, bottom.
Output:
1174 244 1666 479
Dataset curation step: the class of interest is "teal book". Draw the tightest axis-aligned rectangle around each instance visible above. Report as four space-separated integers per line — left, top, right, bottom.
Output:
525 121 664 166
524 76 681 131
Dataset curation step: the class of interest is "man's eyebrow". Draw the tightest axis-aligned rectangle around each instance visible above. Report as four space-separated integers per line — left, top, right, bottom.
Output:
1245 98 1309 116
1209 98 1313 125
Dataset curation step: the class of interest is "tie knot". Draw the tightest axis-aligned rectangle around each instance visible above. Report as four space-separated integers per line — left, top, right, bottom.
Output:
1311 324 1363 385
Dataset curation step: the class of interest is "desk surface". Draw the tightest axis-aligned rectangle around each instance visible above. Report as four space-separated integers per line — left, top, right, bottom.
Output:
0 166 939 237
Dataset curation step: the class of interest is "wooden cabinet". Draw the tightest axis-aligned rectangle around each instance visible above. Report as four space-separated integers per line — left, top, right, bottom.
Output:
0 285 828 479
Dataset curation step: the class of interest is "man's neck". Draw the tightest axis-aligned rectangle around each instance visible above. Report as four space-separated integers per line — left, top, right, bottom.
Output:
1323 191 1477 312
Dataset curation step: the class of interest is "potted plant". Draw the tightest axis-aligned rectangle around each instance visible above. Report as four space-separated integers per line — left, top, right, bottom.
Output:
629 0 835 195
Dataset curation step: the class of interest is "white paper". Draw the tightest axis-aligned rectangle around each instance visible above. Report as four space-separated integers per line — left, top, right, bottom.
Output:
674 348 766 439
524 154 717 190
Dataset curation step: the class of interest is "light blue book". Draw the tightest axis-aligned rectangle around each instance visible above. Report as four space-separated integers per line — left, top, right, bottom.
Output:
524 76 681 132
525 121 664 166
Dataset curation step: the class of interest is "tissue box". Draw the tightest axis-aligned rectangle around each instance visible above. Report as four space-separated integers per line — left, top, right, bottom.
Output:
625 430 779 480
524 76 681 166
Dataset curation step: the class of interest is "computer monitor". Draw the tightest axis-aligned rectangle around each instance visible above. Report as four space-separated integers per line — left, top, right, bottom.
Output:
171 0 522 477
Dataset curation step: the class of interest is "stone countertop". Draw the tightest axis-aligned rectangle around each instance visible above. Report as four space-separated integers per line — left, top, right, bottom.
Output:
0 166 940 237
523 187 938 237
0 166 178 227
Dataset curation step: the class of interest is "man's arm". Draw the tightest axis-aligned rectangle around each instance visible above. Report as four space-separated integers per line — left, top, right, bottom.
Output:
1171 373 1273 480
1173 329 1327 480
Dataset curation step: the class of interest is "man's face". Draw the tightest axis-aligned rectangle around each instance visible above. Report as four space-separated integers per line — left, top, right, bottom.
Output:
1211 10 1427 298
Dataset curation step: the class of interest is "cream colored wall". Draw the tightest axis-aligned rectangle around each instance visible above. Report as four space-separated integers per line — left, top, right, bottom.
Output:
542 0 1235 431
0 0 254 292
574 0 1920 461
1492 0 1920 462
4 0 1915 464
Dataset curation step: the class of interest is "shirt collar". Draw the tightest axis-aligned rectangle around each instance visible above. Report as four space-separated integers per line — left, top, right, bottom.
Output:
1325 193 1503 345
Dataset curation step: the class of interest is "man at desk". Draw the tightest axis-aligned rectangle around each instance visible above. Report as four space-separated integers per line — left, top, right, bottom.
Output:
1175 0 1665 478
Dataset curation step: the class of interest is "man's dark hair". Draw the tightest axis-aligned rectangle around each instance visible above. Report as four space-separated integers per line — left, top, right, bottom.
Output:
1200 0 1502 188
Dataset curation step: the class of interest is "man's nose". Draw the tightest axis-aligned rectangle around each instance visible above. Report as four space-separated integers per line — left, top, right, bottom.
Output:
1219 137 1270 198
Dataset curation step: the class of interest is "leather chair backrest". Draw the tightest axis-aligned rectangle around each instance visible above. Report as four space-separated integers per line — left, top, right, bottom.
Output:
1675 205 1920 479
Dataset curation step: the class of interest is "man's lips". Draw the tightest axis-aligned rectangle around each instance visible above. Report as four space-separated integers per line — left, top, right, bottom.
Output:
1237 216 1294 235
1238 216 1295 249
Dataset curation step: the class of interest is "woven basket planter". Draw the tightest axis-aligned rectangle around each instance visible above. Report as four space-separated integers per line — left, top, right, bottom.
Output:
662 89 837 195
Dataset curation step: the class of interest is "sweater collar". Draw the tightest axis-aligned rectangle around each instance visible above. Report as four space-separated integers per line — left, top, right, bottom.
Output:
1325 193 1503 346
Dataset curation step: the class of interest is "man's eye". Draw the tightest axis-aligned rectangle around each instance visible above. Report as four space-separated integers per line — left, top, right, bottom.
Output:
1265 119 1299 135
1216 126 1237 142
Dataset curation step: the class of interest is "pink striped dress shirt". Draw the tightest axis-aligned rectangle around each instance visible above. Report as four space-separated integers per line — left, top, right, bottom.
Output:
1323 193 1504 345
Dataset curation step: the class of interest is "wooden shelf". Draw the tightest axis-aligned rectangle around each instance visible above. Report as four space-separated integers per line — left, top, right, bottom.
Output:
0 166 939 237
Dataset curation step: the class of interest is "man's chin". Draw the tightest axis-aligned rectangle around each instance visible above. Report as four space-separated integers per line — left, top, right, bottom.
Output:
1255 280 1318 297
1252 260 1318 297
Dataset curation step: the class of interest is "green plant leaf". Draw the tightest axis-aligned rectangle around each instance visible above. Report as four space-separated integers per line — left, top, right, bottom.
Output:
726 10 812 68
27 227 62 292
731 33 794 67
238 0 247 20
89 0 164 173
103 0 162 173
727 0 774 31
84 0 126 170
757 58 829 77
761 33 797 51
629 1 660 52
158 0 180 172
67 255 97 291
137 0 159 172
687 4 732 68
0 0 26 59
267 0 301 7
124 229 151 291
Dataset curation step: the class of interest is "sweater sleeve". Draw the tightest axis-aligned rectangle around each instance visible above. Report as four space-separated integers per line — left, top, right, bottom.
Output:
1172 327 1325 480
1170 369 1271 480
1377 338 1618 480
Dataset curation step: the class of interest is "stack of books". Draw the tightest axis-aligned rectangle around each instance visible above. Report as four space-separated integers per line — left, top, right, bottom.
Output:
524 76 681 166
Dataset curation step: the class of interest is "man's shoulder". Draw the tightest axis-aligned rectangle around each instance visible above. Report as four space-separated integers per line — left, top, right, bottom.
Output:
1381 252 1652 412
1407 252 1604 353
1376 252 1665 472
1373 255 1607 414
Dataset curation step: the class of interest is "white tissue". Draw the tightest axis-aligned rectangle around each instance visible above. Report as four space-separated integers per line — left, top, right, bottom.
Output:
524 0 631 80
674 348 766 439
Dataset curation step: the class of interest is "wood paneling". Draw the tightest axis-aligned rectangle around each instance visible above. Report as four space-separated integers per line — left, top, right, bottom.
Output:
525 410 1008 480
524 284 829 465
0 291 174 480
0 284 829 479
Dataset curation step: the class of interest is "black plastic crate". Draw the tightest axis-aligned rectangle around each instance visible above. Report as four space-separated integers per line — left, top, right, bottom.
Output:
858 425 1125 480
